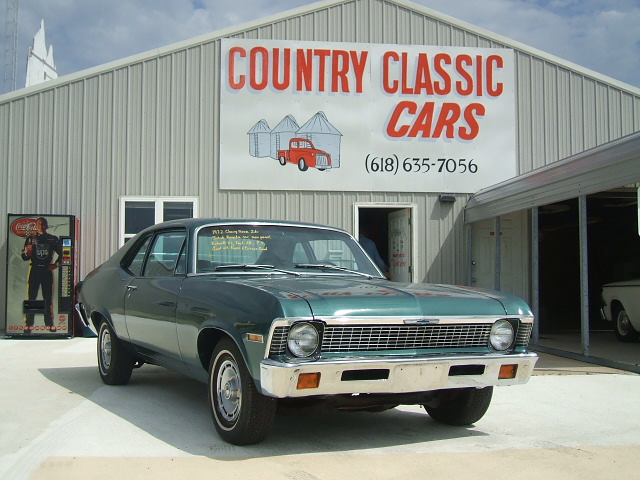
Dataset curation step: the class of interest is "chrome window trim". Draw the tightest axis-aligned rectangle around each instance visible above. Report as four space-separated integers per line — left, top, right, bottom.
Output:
191 221 375 276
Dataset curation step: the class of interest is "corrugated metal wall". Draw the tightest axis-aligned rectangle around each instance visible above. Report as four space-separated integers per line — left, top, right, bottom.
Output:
1 0 639 320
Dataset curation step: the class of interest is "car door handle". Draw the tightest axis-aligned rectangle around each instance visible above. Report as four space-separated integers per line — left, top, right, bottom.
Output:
126 285 138 292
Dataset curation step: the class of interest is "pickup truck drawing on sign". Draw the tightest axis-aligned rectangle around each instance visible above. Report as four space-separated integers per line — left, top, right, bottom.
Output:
278 138 333 172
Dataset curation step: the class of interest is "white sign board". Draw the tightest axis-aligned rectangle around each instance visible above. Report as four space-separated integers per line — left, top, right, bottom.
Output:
220 38 516 193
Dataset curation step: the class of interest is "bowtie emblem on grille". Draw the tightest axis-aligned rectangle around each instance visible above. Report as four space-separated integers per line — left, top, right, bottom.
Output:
403 318 440 325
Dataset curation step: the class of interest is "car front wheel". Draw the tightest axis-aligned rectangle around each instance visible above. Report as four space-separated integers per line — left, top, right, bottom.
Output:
298 158 308 171
614 306 639 342
208 338 277 445
97 320 135 385
423 386 493 426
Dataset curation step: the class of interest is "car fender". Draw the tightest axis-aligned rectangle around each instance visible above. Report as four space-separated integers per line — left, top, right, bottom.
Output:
188 322 261 385
609 296 640 329
89 308 138 357
602 281 640 329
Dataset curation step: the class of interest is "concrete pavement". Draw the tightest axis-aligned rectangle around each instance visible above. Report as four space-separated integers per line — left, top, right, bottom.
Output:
1 337 639 480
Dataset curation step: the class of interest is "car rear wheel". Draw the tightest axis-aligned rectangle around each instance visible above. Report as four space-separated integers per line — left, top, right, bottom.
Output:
423 387 493 426
614 306 639 342
208 338 277 445
278 156 286 166
97 320 135 385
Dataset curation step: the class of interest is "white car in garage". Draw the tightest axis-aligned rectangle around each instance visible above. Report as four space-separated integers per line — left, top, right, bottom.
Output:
601 279 640 342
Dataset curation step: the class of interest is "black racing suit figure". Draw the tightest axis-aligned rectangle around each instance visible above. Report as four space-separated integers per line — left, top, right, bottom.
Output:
21 217 61 332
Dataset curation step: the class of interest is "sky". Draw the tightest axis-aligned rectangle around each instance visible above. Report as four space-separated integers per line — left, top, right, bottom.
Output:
1 0 639 94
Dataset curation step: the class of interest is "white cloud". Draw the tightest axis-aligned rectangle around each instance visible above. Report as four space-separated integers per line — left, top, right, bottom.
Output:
415 0 640 87
2 0 639 92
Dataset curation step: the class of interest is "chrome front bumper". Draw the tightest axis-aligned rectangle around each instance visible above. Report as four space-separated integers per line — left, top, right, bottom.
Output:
259 352 538 398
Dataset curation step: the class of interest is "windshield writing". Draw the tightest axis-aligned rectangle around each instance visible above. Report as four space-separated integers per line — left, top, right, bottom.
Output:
195 224 380 276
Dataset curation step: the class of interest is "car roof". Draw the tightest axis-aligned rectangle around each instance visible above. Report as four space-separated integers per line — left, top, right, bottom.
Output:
140 218 349 234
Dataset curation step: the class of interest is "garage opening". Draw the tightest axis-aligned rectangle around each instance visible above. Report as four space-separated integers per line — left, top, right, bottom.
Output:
464 132 640 371
537 189 640 364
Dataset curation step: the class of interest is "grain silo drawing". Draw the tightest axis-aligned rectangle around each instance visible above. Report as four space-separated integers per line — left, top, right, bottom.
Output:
297 111 343 167
270 115 299 159
247 119 272 158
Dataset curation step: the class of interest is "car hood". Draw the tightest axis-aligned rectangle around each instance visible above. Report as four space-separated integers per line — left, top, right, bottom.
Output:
225 275 530 318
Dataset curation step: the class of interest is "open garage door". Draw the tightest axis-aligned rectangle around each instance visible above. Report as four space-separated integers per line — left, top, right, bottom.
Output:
538 192 640 333
537 191 640 364
465 133 640 372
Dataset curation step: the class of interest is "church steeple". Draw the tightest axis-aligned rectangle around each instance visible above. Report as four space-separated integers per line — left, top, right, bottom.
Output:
25 20 58 87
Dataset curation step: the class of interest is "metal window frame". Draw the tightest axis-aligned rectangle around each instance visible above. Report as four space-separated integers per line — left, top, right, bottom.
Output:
118 196 198 247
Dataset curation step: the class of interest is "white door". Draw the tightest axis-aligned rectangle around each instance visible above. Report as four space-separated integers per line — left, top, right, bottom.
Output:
470 212 527 298
388 209 412 282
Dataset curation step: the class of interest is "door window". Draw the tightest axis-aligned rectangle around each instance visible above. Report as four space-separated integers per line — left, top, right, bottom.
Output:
125 235 152 276
143 231 187 278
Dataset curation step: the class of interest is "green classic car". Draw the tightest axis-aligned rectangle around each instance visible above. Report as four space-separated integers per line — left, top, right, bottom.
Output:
76 219 538 445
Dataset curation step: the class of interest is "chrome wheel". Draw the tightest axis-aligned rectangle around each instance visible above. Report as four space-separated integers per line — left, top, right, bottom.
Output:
215 358 242 426
208 339 277 445
614 308 639 342
617 310 631 336
96 320 135 385
99 326 112 373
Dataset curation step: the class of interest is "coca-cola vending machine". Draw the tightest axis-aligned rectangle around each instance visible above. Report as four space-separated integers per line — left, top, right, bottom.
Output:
5 214 79 337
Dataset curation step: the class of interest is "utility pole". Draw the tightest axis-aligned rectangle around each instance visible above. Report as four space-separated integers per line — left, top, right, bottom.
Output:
3 0 20 94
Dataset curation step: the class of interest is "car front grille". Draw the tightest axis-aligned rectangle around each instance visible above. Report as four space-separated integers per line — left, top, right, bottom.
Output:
316 155 329 167
516 322 533 345
268 321 533 356
322 324 492 352
269 327 289 355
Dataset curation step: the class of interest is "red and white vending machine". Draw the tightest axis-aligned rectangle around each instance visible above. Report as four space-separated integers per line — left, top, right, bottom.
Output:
5 214 80 337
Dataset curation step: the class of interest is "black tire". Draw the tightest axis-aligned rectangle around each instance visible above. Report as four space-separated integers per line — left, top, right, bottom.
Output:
423 387 493 426
278 156 286 166
298 158 308 171
97 320 135 385
613 306 639 342
208 338 277 445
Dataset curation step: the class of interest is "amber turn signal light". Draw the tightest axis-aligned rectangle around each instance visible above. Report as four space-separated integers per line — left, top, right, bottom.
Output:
246 333 264 343
296 372 321 389
499 364 518 379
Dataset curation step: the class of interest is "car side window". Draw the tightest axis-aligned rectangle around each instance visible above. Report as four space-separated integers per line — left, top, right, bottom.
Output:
143 230 187 278
125 235 152 276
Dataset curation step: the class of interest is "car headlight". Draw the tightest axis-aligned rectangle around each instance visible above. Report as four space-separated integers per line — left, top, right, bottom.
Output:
287 322 319 357
490 320 514 351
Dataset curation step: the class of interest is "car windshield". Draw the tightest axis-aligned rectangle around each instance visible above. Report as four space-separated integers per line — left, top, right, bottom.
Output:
195 224 382 277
